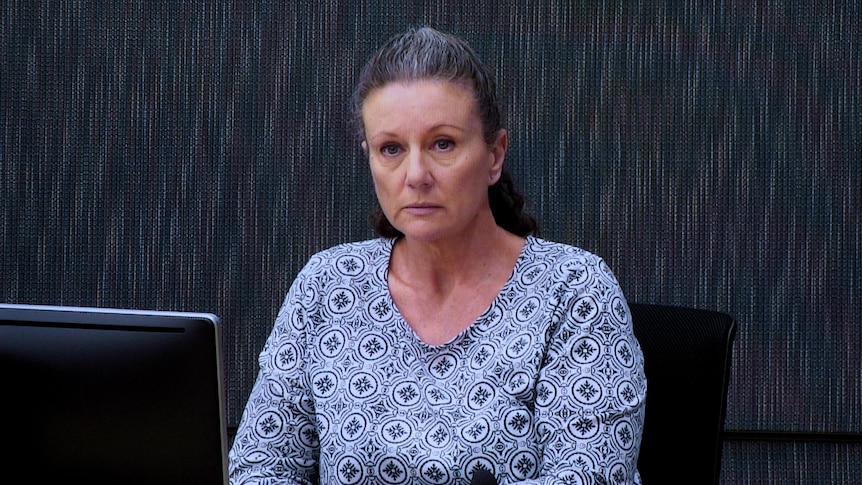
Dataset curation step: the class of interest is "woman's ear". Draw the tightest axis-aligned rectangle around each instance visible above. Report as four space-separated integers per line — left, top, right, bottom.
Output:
488 129 508 184
361 141 369 155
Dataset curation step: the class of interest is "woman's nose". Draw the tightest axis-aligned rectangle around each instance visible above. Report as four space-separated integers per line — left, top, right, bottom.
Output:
404 148 433 188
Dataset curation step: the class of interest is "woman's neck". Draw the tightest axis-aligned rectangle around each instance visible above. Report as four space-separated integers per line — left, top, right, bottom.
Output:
387 225 526 345
390 224 525 298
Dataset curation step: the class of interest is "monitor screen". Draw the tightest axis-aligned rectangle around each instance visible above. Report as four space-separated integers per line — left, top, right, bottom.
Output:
0 304 228 485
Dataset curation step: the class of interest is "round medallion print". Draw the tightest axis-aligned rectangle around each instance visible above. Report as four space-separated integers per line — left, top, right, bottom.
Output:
571 376 603 406
358 333 389 361
335 254 365 276
616 379 639 406
470 344 497 370
567 414 600 440
380 418 413 445
335 456 364 485
461 416 490 444
614 337 636 369
514 297 542 323
377 456 409 484
570 336 601 365
419 459 450 484
368 294 394 323
535 379 557 407
467 381 496 410
392 381 422 407
340 412 368 442
327 286 356 315
273 342 300 371
254 410 284 440
318 328 346 358
503 409 532 438
506 371 531 396
298 422 318 448
348 371 379 399
311 370 339 399
518 261 548 286
507 450 539 480
614 419 636 451
428 352 458 379
424 421 452 449
505 333 533 359
571 295 599 323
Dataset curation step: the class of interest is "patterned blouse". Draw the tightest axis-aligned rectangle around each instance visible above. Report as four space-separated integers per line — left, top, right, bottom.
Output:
229 236 646 485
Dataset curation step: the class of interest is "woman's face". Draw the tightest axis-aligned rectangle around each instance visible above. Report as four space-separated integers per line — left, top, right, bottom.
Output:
361 80 507 244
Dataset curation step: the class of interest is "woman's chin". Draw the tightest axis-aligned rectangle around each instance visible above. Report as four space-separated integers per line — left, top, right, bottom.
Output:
394 223 453 244
397 224 486 247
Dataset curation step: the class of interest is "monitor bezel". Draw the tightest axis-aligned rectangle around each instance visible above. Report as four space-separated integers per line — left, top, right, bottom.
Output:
0 303 229 485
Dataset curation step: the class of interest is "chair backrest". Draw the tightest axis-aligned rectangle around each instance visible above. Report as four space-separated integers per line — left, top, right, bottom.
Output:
629 303 736 485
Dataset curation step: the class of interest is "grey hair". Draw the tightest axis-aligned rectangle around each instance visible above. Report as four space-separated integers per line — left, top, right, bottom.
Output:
352 27 502 144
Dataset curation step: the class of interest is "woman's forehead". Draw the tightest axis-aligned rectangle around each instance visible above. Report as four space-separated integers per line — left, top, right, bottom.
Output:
362 83 483 139
363 80 478 118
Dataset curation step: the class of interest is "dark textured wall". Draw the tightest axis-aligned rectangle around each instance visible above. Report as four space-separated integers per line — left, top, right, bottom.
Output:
1 1 859 481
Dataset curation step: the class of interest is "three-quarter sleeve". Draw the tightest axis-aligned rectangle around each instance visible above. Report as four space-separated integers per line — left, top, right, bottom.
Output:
228 266 320 485
514 255 646 485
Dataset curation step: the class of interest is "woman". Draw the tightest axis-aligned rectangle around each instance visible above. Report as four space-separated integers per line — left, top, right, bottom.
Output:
229 27 645 485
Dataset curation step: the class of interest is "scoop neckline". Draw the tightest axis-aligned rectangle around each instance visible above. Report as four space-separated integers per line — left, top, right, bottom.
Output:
382 235 534 348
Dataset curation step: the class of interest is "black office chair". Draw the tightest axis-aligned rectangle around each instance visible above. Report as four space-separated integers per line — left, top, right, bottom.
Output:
629 303 736 485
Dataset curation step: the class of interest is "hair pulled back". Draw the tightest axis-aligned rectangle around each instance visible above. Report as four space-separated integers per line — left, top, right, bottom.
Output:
354 27 537 238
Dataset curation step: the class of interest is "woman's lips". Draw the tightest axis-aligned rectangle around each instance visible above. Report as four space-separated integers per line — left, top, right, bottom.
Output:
403 203 441 215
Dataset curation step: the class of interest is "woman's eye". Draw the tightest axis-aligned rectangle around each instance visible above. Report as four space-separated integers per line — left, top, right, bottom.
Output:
380 144 400 156
434 139 454 151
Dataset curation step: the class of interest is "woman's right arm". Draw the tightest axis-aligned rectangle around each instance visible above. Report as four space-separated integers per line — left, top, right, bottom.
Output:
228 268 320 485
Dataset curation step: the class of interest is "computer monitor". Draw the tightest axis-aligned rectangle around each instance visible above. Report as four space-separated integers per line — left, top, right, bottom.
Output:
0 304 228 485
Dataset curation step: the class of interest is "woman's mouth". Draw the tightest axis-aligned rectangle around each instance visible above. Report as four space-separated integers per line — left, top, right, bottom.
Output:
403 203 441 215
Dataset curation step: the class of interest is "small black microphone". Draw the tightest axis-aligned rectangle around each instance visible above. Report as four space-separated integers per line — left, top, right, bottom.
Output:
470 469 498 485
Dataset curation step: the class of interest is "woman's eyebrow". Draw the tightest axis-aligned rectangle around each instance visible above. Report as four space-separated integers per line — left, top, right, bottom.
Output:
368 124 468 143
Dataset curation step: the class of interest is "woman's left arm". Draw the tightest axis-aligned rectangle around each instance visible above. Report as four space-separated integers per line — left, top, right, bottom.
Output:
517 256 646 485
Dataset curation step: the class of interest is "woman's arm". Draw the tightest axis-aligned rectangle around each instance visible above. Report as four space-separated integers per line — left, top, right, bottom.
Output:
516 255 646 485
228 268 320 485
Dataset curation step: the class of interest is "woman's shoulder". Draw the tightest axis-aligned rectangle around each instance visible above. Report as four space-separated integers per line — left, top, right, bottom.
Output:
311 237 394 258
521 236 621 287
299 238 394 277
523 236 607 266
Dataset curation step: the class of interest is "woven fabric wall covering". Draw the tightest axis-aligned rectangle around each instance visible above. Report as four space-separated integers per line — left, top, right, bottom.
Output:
1 1 859 481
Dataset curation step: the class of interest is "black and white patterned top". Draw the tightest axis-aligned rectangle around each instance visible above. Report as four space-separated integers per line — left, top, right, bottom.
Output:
229 236 646 485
